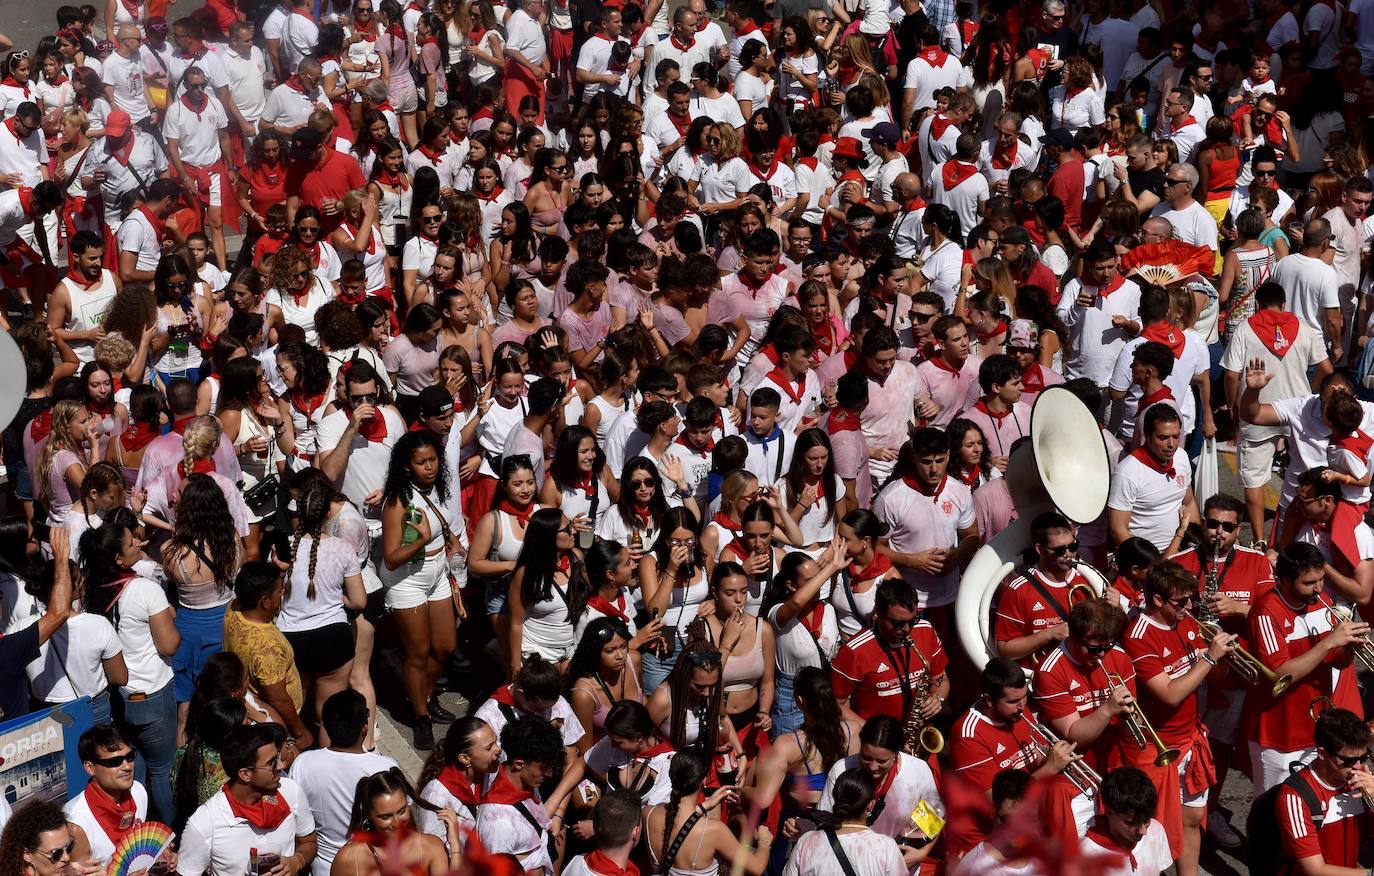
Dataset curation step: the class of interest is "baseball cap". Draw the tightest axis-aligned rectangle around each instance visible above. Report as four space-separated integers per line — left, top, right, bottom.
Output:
418 385 455 418
1039 128 1075 150
290 127 325 157
863 121 900 148
103 109 131 138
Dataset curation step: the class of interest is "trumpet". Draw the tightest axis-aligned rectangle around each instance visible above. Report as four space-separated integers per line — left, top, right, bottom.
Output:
1183 610 1293 696
1320 597 1374 673
1020 711 1101 799
1105 670 1180 767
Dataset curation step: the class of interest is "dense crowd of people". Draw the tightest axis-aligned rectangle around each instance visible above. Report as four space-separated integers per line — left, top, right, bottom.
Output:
2 0 1374 872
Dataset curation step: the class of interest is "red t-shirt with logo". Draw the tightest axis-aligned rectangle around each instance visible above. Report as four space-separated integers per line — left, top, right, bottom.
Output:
1121 610 1210 748
831 624 948 721
1033 644 1136 772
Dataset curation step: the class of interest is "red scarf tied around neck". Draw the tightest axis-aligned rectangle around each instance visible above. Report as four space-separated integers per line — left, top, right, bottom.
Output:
344 403 388 442
1140 321 1185 358
584 850 640 876
902 474 947 497
481 767 536 805
499 499 535 527
120 421 158 453
586 592 630 623
941 160 979 192
435 765 481 809
1249 310 1299 358
1129 446 1177 481
848 552 892 583
83 783 139 844
222 784 294 830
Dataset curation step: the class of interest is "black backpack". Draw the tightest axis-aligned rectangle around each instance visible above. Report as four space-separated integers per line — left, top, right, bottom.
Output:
1246 772 1325 876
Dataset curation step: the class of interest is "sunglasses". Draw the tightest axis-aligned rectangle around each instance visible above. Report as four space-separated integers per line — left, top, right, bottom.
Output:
688 650 722 667
1164 594 1194 608
349 393 378 405
551 164 570 172
884 615 917 630
1254 169 1277 177
422 215 443 223
1329 750 1368 767
1204 518 1240 532
1167 178 1190 186
706 136 721 144
1047 540 1079 556
90 751 137 768
297 224 320 233
911 311 940 323
1083 641 1116 655
630 478 655 488
185 82 207 90
30 840 75 864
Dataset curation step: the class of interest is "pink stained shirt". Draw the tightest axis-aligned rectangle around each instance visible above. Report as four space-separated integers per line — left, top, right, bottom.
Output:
827 414 872 510
973 477 1016 541
716 272 791 365
913 356 983 428
556 301 612 358
873 475 976 607
959 399 1033 459
862 359 922 487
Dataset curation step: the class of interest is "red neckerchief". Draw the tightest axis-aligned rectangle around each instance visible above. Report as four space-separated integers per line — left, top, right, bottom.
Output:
87 395 115 417
1057 87 1087 129
1332 429 1374 460
107 132 136 166
475 185 505 204
222 784 293 830
958 18 978 44
735 269 768 294
482 767 536 805
354 17 378 37
45 73 69 88
1084 271 1125 297
734 19 759 36
929 354 962 375
171 415 195 434
631 504 653 525
765 368 805 404
375 168 408 191
120 421 158 452
182 458 216 480
1022 363 1046 393
283 74 309 94
1 77 31 100
991 137 1019 170
811 319 837 358
1249 310 1298 358
959 464 981 486
65 267 104 291
916 45 949 67
976 320 1008 344
29 409 53 443
674 433 714 454
712 512 742 535
973 399 1013 422
1085 824 1137 869
1314 500 1365 571
180 91 209 121
584 851 640 876
417 143 445 164
571 471 596 499
435 765 480 808
670 32 695 51
724 539 751 563
1139 386 1174 409
556 553 571 575
1140 321 1185 358
902 474 947 497
941 159 979 191
799 601 828 639
587 592 630 623
137 205 168 245
748 153 780 182
342 402 388 442
289 390 327 420
343 220 378 255
499 499 535 527
929 113 956 141
83 782 139 844
828 409 861 434
668 110 691 137
419 36 438 47
848 552 892 582
796 156 819 171
1170 114 1197 133
873 756 901 798
1129 446 1176 480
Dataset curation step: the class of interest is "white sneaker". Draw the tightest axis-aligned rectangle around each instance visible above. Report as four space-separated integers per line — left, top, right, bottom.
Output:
1207 810 1242 849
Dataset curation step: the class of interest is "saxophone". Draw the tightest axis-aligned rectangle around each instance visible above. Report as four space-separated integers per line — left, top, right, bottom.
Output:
1196 547 1220 624
902 636 945 756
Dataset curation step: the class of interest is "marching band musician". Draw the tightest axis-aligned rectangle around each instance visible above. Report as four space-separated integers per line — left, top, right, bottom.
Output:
947 658 1082 862
830 579 951 724
1273 707 1374 876
1120 560 1236 874
993 512 1108 669
1032 599 1138 834
1245 543 1369 793
1283 468 1374 608
812 716 945 875
1169 491 1275 849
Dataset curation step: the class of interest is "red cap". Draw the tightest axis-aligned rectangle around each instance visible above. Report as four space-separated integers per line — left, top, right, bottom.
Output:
831 136 865 162
103 109 132 138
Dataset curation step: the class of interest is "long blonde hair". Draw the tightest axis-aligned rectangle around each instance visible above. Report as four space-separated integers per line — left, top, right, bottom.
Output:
37 401 89 501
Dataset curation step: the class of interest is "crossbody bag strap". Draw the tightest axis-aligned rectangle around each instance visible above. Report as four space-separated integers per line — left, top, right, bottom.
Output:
1022 571 1071 623
824 828 861 876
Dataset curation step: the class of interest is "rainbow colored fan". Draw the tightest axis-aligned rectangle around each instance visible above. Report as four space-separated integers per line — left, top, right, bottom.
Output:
107 821 174 876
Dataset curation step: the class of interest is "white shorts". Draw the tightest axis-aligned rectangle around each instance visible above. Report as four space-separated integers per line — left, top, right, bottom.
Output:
1178 748 1208 808
1201 683 1246 745
1249 741 1316 795
382 550 452 610
1237 430 1281 490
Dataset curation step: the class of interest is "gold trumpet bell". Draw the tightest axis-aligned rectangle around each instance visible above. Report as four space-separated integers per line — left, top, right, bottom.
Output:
1271 674 1294 697
1154 746 1181 767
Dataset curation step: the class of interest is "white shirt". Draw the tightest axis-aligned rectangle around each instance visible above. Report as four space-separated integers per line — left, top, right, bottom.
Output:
694 154 753 205
177 779 315 876
102 52 151 123
1273 252 1342 339
1106 447 1192 551
1079 819 1172 876
280 10 320 74
873 476 975 607
1270 395 1374 507
261 81 330 131
1149 200 1219 254
64 783 149 866
222 45 269 126
1304 1 1345 69
27 612 121 703
903 49 971 113
0 117 47 189
783 828 906 876
930 160 990 237
314 406 405 534
1164 119 1205 164
162 95 229 166
1107 329 1210 438
1056 277 1143 385
816 752 943 840
288 748 399 874
505 9 547 65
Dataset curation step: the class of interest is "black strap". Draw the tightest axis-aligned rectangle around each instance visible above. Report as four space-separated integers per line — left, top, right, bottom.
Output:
824 829 860 876
839 570 864 627
1022 570 1072 624
661 808 707 875
498 702 519 724
1282 773 1326 831
876 637 914 723
774 433 786 482
509 798 558 861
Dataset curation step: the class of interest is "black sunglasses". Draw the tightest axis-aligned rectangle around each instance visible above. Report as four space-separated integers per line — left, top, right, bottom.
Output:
30 840 75 864
90 751 137 768
1330 751 1367 768
1204 518 1240 532
1047 540 1079 556
884 615 917 630
1084 641 1116 655
688 650 722 667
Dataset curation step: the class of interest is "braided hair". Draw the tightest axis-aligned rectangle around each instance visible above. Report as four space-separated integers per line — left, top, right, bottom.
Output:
288 473 331 601
180 417 221 479
656 749 710 875
664 620 723 753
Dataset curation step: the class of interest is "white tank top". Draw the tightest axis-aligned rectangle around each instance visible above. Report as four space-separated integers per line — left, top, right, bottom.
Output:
586 394 631 447
491 504 542 563
337 222 388 292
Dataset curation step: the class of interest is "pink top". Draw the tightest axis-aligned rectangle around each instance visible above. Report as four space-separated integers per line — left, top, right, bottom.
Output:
973 477 1016 543
913 356 982 428
556 301 612 357
873 475 975 608
959 400 1033 459
490 317 549 347
382 332 441 397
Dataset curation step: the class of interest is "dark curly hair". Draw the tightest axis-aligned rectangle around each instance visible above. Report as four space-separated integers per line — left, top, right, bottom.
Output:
165 474 240 595
382 430 450 508
0 800 69 874
500 715 566 779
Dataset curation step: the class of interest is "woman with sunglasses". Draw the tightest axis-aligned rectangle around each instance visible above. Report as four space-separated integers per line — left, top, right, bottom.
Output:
290 205 343 289
0 51 34 120
0 799 97 875
264 244 332 348
566 616 646 743
401 200 443 308
596 459 671 566
524 146 572 239
507 508 585 678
